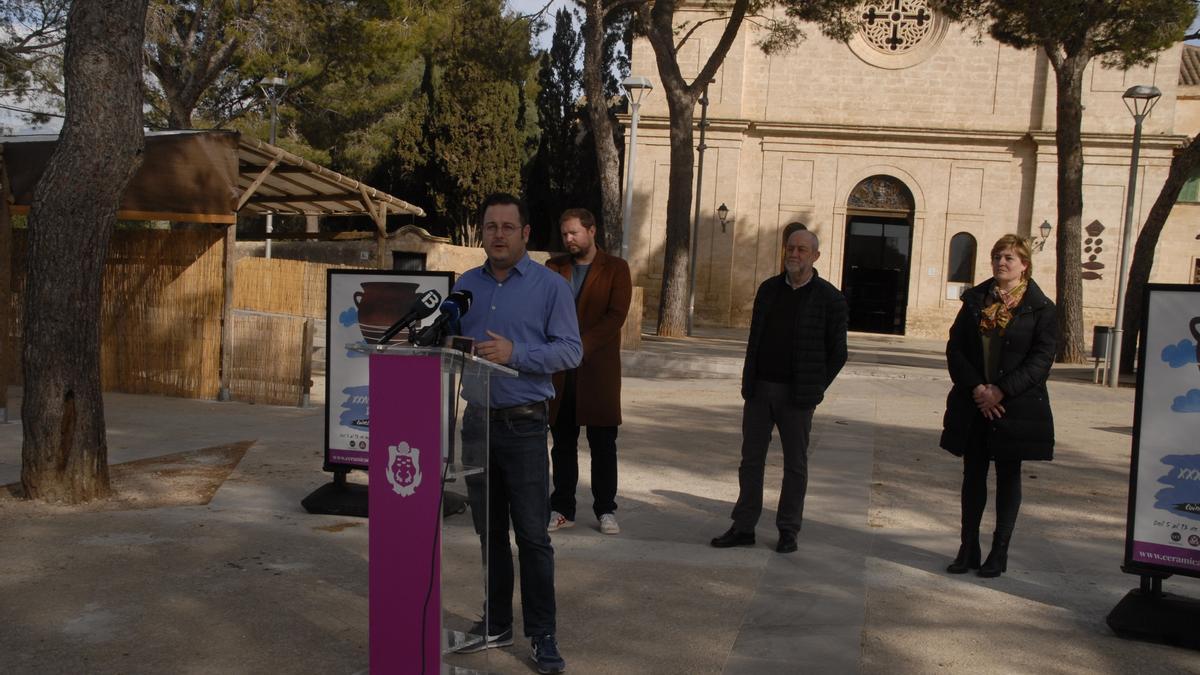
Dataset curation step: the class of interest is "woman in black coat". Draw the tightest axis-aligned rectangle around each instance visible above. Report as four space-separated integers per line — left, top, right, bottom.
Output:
940 234 1056 578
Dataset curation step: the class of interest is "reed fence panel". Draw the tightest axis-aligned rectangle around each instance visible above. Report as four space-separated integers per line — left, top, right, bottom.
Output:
7 229 224 399
233 257 360 319
227 309 312 406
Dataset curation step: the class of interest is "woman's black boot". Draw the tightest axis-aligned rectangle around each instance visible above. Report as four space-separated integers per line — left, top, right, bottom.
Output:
978 533 1010 578
946 536 981 574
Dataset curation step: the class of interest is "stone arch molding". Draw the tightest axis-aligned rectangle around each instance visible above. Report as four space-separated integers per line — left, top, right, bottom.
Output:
839 166 926 215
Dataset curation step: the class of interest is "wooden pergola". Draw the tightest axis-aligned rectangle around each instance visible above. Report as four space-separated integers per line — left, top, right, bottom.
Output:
235 134 425 238
0 129 425 411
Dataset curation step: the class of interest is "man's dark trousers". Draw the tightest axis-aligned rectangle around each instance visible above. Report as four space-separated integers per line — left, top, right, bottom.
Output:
464 405 556 637
731 380 815 534
550 371 617 520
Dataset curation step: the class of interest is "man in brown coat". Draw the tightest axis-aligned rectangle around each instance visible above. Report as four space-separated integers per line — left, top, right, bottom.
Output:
546 208 632 535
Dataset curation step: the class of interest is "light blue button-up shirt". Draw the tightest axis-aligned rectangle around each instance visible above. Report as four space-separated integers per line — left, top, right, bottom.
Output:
454 253 582 408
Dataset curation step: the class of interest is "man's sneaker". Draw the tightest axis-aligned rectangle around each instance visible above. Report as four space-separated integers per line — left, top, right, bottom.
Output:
455 621 513 653
548 511 574 532
531 634 566 674
599 513 620 535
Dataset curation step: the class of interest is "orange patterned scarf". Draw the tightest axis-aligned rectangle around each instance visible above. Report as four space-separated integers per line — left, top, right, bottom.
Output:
979 280 1027 334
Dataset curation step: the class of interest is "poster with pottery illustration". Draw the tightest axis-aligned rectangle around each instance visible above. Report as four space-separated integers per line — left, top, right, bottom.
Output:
324 269 454 472
1126 284 1200 578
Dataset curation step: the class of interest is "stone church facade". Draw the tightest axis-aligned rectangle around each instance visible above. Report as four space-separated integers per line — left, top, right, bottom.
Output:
624 1 1200 338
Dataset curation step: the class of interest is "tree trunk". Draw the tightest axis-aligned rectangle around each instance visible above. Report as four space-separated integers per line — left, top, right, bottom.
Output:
656 89 696 337
1051 56 1089 363
21 0 148 503
642 0 747 337
167 101 193 130
0 153 10 424
581 0 623 254
143 59 196 130
1120 134 1200 370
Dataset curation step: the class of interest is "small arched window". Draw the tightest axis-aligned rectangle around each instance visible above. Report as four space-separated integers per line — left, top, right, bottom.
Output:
947 232 976 283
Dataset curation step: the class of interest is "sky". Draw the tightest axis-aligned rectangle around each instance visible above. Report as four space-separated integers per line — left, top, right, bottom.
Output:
509 0 574 51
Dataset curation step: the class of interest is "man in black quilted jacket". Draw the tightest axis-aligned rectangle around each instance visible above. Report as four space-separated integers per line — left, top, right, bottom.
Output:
710 223 848 554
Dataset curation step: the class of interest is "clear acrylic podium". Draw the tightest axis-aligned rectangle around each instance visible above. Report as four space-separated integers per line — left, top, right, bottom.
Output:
355 343 516 674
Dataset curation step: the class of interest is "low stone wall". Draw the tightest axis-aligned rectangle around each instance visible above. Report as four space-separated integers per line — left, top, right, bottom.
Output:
904 306 957 340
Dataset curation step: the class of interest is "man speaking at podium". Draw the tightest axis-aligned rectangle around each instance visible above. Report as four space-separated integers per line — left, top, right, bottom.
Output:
455 192 581 674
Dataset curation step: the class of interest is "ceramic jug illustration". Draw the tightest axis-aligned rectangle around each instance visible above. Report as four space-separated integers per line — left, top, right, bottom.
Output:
354 281 420 343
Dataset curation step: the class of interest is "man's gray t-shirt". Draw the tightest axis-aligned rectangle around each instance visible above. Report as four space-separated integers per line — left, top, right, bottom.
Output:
572 263 590 300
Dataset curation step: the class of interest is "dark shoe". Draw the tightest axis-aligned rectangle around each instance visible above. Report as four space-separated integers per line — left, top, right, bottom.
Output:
946 541 981 574
455 621 513 653
443 492 468 517
776 531 798 553
531 634 566 674
978 533 1010 578
711 527 755 548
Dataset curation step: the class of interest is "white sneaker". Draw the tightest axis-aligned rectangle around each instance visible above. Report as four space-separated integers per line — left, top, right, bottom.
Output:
599 513 620 535
548 511 574 532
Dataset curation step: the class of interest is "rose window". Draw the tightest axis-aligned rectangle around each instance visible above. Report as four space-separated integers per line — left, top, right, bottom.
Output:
858 0 936 54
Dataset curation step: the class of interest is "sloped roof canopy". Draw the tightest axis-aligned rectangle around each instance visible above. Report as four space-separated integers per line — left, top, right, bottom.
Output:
1 129 424 225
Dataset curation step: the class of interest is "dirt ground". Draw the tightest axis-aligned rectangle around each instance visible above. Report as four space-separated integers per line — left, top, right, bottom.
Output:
2 441 252 512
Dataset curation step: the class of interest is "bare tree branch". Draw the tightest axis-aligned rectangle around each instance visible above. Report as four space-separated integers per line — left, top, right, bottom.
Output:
516 0 556 21
690 0 747 96
673 15 729 53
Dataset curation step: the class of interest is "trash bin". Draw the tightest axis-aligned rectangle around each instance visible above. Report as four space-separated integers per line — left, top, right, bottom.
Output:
1092 325 1113 359
1092 325 1113 384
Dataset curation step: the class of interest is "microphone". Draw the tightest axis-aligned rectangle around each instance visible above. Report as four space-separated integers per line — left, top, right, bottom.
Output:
413 290 473 347
377 289 443 344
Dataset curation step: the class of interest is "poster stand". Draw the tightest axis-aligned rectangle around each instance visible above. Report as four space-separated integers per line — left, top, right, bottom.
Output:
1107 284 1200 650
302 269 454 518
1107 574 1200 649
300 470 368 517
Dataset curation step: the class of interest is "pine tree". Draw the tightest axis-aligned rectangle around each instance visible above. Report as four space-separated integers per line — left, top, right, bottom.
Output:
21 0 148 502
528 8 584 249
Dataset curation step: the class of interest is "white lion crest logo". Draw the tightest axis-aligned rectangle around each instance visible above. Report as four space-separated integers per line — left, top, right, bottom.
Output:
386 442 422 497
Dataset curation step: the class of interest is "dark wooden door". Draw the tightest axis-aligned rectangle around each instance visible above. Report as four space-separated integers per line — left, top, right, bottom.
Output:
841 216 912 334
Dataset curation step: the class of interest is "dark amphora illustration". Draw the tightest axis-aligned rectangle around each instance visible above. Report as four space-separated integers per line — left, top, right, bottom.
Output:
354 282 420 344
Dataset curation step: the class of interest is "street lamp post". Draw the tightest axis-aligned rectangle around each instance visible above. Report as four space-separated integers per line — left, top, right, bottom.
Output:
687 81 712 337
1030 219 1052 252
260 76 287 259
1109 84 1161 388
620 76 653 262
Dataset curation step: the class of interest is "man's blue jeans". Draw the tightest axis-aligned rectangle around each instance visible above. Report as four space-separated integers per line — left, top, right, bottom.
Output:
464 405 556 637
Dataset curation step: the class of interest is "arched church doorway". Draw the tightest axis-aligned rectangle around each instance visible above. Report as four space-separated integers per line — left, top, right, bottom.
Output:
841 175 915 335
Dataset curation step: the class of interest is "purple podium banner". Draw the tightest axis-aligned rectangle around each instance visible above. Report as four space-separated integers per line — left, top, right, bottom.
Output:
368 353 443 672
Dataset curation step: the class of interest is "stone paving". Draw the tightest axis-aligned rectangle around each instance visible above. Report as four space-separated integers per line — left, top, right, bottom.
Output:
1 331 1197 674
